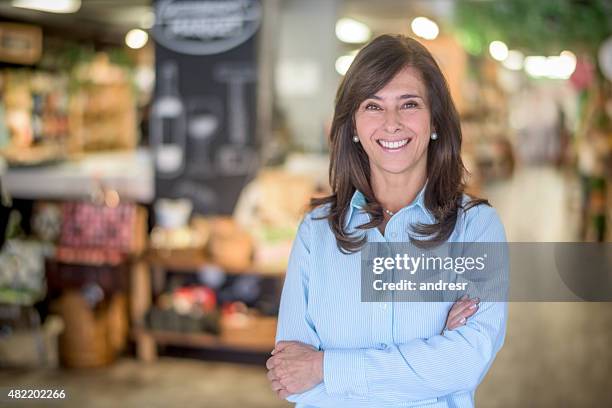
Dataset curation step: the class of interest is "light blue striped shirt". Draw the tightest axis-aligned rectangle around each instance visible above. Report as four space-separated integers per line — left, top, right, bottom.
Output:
275 185 508 408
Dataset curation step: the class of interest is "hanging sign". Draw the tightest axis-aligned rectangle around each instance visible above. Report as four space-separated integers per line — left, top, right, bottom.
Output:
152 0 262 56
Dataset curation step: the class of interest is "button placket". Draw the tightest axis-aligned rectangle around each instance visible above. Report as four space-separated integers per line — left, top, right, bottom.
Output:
371 294 392 347
368 217 396 349
376 342 387 350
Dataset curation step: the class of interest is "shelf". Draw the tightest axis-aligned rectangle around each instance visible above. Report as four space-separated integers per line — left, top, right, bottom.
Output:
131 252 281 361
132 316 277 353
3 148 154 202
147 249 285 277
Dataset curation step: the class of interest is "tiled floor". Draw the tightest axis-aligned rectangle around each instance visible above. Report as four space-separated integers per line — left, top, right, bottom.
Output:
1 165 610 407
0 358 290 408
478 165 612 407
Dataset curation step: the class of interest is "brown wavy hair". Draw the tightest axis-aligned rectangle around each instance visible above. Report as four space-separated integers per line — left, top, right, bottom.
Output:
311 34 488 253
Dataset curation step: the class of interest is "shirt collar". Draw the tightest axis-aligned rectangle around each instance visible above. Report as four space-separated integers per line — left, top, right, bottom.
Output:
345 181 431 227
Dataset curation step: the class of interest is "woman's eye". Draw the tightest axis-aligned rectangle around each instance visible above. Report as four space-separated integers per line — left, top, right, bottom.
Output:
402 101 418 109
364 104 382 111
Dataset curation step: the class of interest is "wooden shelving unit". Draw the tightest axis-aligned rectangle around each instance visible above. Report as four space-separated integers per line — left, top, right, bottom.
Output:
132 315 277 354
146 249 284 277
130 249 283 362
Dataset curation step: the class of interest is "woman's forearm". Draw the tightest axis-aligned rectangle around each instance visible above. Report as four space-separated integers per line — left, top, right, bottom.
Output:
322 301 507 401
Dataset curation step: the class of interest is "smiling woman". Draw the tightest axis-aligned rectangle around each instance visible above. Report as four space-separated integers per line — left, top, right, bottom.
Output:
312 34 488 251
354 66 431 197
266 34 507 408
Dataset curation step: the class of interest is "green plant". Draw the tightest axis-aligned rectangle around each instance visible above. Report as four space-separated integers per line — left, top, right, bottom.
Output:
454 0 612 56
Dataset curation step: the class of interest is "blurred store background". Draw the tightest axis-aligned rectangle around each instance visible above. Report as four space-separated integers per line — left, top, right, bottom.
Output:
0 0 610 407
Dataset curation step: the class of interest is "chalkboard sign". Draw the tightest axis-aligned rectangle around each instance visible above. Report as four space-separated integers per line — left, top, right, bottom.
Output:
150 0 261 215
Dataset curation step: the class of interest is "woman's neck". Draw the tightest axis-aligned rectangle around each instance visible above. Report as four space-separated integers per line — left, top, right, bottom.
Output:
371 170 427 214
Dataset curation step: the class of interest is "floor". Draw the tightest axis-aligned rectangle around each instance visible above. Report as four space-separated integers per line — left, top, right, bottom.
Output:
0 358 290 408
478 166 612 407
1 165 610 407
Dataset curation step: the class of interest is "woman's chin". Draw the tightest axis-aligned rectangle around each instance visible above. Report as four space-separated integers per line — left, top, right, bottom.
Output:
370 157 416 173
376 164 417 176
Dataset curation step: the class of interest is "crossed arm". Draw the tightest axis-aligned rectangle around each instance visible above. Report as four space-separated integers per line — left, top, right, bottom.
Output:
266 295 492 401
267 207 508 404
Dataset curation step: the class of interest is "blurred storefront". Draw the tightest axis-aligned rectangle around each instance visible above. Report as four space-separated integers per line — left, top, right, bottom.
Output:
0 1 610 407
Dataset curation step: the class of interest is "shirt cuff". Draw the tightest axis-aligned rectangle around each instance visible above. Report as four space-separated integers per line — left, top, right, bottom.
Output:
323 349 368 397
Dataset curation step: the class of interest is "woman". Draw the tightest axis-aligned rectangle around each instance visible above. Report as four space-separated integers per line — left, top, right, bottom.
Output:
266 35 507 408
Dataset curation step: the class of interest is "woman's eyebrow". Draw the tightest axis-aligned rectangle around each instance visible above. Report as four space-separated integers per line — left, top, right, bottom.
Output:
368 94 424 100
398 94 423 100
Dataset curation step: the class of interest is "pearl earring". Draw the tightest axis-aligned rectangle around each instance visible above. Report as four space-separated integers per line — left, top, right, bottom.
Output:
352 135 360 143
431 132 438 140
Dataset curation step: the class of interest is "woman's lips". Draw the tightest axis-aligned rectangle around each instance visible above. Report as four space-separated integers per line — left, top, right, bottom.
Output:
377 138 411 151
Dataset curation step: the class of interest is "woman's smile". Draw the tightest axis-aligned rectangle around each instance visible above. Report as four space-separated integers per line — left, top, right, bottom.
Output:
376 137 413 152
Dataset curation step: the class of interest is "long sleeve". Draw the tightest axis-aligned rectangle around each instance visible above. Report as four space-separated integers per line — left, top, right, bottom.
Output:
275 215 321 349
323 205 508 402
275 215 333 406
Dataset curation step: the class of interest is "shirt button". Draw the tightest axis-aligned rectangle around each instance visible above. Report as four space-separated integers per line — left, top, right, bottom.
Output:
377 343 387 350
390 232 397 239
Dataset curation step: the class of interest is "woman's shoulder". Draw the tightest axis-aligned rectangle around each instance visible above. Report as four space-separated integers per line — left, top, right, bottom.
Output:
295 203 332 237
458 194 497 218
457 194 506 242
305 202 333 222
291 203 340 255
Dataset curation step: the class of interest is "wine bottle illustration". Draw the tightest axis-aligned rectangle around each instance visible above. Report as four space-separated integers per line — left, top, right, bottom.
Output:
213 63 258 176
186 96 222 176
150 60 187 179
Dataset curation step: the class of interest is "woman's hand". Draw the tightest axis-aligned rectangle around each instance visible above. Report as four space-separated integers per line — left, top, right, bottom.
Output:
443 294 480 333
266 341 323 399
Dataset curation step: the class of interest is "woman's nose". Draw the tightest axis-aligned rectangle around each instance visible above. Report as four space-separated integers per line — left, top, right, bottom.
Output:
383 110 402 133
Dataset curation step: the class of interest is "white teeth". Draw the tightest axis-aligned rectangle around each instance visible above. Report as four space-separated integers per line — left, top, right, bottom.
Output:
379 139 409 149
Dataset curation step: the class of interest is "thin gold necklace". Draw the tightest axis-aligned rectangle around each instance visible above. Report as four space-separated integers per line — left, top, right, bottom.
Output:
383 208 394 217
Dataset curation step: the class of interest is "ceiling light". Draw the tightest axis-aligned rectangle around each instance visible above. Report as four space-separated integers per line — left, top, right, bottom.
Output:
335 54 356 76
12 0 81 13
335 18 371 44
559 50 577 78
411 17 439 41
489 41 509 61
125 29 149 49
548 51 577 79
524 52 577 79
502 50 524 71
524 56 548 78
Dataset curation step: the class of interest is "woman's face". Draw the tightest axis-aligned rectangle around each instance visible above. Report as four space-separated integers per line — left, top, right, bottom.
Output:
354 66 432 179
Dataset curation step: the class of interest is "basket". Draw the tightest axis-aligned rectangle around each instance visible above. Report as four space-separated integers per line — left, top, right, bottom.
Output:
53 290 127 368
